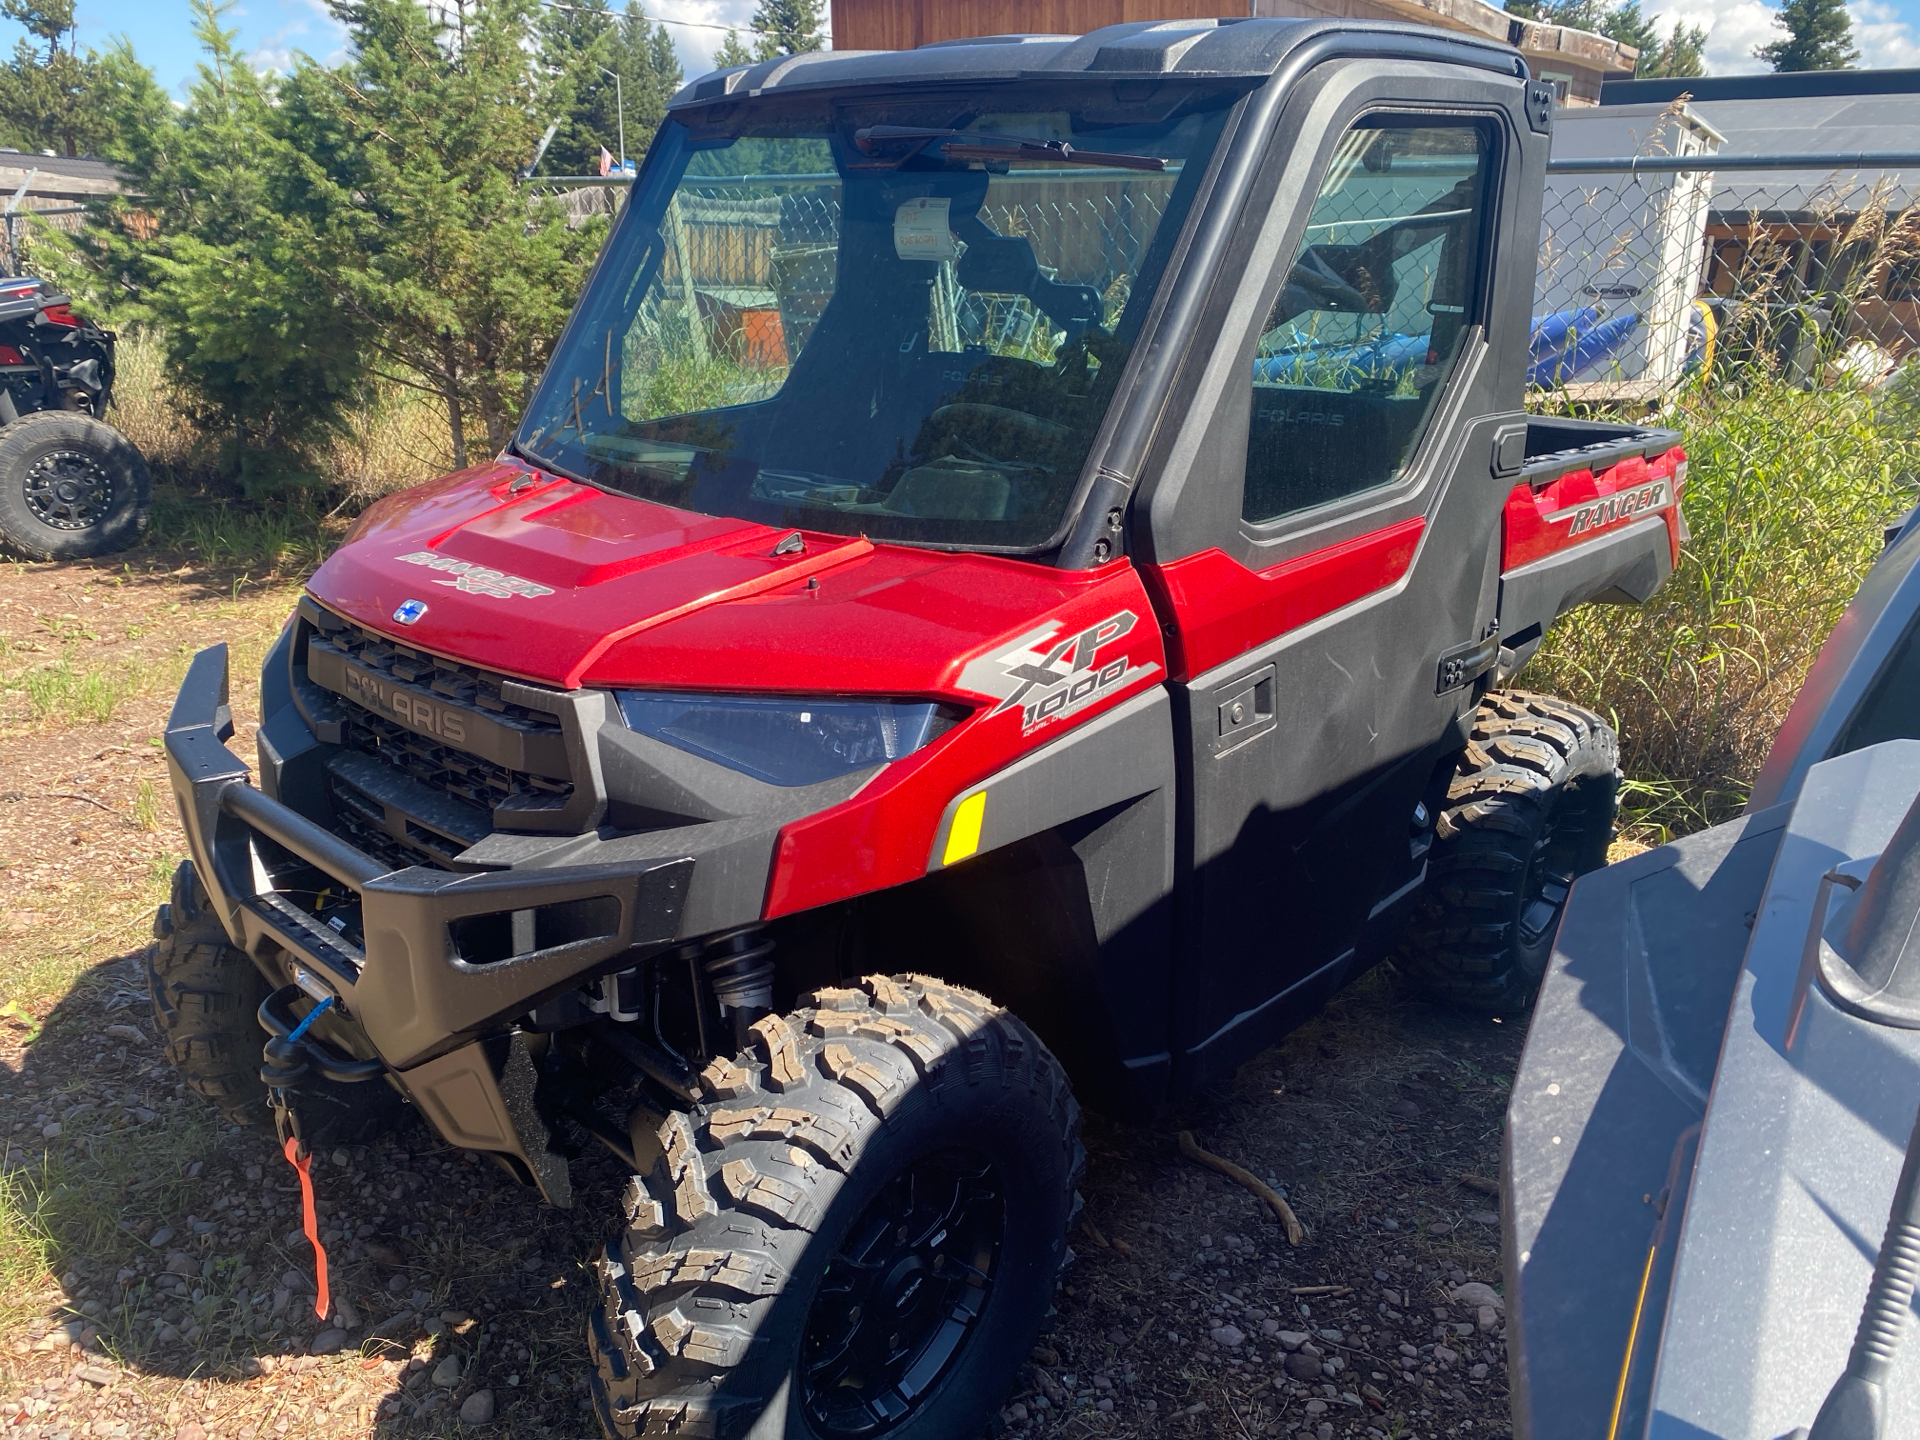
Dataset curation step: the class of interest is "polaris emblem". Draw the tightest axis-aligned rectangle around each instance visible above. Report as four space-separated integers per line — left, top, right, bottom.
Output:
1547 478 1673 538
395 550 556 600
393 598 428 625
956 609 1161 733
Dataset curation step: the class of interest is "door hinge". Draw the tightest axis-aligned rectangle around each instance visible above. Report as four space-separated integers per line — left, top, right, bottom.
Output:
1435 631 1501 695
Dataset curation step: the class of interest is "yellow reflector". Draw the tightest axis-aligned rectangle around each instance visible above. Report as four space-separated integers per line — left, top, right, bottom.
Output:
943 792 987 866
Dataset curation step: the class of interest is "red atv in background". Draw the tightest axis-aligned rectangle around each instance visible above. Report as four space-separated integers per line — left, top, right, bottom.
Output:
0 275 150 561
152 19 1683 1439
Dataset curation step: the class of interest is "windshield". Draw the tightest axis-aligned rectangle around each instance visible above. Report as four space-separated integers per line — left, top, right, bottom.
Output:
517 89 1233 550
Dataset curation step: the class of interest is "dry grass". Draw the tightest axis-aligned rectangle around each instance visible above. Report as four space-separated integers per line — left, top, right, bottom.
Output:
110 330 456 508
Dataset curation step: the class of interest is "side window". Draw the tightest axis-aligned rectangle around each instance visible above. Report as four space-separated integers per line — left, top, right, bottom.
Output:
1243 117 1493 526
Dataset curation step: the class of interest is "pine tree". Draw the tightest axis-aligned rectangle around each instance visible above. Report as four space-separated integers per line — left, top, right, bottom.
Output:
1602 1 1661 62
713 29 753 68
751 0 823 60
1646 21 1708 76
291 0 604 466
44 0 361 485
536 0 681 173
1755 0 1858 71
0 0 104 156
610 2 681 137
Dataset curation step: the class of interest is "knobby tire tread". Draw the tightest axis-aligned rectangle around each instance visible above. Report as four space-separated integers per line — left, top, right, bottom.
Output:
1398 689 1620 1011
589 973 1083 1440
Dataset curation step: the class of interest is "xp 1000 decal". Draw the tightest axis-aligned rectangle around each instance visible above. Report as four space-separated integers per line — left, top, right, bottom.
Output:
957 611 1161 733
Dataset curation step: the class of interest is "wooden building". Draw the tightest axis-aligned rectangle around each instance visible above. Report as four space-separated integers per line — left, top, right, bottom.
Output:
828 0 1638 104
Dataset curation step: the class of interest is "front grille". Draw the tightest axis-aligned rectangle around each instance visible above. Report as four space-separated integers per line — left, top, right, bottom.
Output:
338 707 572 816
305 608 577 834
317 616 566 732
326 788 443 872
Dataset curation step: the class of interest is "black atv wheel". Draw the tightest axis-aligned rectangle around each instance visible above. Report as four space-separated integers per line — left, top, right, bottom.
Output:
148 861 403 1144
0 411 150 561
1398 690 1621 1011
590 974 1084 1440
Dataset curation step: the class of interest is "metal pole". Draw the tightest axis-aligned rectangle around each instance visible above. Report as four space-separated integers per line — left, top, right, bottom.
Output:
1547 151 1920 175
597 66 626 171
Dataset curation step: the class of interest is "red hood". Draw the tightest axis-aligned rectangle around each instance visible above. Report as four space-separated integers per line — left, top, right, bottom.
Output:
310 461 1139 698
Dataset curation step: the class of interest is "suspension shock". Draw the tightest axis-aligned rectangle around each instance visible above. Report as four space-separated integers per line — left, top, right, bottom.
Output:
700 925 776 1050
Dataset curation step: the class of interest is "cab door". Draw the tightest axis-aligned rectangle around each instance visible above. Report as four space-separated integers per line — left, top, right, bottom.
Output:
1128 60 1543 1091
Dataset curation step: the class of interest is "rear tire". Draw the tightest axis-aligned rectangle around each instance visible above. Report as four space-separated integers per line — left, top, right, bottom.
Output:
1397 690 1620 1012
148 861 403 1145
0 411 150 560
589 974 1084 1440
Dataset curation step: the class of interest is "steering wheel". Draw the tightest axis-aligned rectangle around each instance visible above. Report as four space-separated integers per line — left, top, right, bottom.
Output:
919 403 1072 470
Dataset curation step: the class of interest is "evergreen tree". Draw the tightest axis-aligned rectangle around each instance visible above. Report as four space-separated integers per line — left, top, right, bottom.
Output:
713 29 753 68
1645 20 1708 76
609 2 680 137
45 0 361 485
1602 0 1661 60
291 0 605 465
536 0 679 174
751 0 822 60
0 0 104 156
1755 0 1858 70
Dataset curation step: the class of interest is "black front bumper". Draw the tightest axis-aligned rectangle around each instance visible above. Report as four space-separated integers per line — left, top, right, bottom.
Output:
164 643 692 1076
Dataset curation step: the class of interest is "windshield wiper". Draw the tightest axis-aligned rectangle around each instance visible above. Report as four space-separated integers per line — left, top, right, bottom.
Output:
853 125 1166 173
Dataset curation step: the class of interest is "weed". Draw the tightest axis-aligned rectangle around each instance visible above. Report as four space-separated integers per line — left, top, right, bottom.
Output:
16 651 132 726
132 780 159 833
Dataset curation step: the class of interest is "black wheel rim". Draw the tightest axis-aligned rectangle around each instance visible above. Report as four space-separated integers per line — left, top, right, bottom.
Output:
1519 790 1589 948
23 447 112 531
799 1147 1004 1437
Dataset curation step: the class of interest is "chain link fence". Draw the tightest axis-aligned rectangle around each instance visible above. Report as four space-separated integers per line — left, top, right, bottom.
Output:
529 149 1920 410
1537 154 1920 402
525 167 1176 415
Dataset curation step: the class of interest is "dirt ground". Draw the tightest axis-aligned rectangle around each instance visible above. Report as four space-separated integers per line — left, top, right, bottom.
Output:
0 543 1529 1440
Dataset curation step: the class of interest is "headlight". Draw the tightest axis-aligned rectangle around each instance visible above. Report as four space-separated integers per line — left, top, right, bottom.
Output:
615 692 964 787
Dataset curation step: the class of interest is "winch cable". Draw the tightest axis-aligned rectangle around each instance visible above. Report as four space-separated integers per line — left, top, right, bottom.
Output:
268 996 335 1321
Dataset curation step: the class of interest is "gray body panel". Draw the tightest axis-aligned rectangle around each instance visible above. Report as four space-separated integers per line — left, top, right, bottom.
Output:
1645 740 1920 1438
1506 802 1788 1440
1510 740 1920 1439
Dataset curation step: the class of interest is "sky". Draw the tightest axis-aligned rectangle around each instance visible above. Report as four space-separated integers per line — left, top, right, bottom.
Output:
4 0 1919 103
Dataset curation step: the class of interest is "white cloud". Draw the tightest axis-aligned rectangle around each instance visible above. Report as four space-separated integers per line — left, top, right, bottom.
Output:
1645 0 1775 73
1847 0 1920 64
1647 0 1920 71
246 0 350 74
649 1 757 80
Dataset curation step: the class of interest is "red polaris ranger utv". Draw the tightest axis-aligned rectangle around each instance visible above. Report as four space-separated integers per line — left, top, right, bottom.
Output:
152 18 1685 1439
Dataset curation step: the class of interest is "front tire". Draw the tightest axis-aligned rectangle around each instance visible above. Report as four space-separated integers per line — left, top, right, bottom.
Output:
590 974 1084 1440
148 861 403 1145
1398 690 1620 1011
0 411 150 560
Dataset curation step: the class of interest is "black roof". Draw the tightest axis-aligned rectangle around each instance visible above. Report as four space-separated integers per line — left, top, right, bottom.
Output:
669 18 1525 108
1601 67 1920 105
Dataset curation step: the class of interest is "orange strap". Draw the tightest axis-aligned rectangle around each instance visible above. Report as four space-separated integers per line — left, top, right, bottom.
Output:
283 1135 331 1321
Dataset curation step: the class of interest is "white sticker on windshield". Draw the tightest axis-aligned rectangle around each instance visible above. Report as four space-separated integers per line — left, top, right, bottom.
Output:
894 197 957 262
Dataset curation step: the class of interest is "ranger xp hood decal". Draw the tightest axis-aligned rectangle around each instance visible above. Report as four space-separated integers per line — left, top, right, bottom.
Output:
959 610 1161 733
396 550 556 600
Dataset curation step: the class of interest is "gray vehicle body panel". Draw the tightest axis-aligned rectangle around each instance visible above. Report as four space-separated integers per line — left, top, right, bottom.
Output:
1512 740 1920 1437
1649 741 1920 1437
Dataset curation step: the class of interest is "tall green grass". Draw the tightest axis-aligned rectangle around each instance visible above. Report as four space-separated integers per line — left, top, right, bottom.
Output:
1531 379 1919 839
